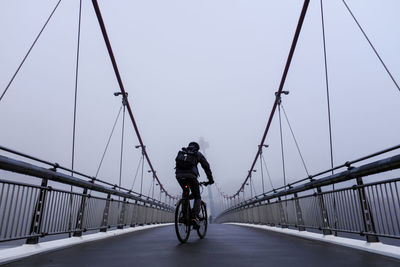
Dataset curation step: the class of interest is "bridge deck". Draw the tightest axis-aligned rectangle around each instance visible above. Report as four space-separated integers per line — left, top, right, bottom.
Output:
5 224 400 267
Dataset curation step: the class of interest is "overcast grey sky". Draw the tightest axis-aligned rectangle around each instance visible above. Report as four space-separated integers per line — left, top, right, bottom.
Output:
1 0 399 200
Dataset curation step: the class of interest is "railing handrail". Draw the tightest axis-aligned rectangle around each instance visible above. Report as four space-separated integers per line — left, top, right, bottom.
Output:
0 145 149 198
0 154 173 210
222 153 400 214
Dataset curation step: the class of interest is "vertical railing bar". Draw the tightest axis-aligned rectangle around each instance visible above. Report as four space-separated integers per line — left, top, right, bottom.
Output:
347 190 359 229
51 191 61 233
24 187 35 237
385 183 396 235
365 185 375 233
304 198 311 227
394 182 400 235
0 184 11 237
375 185 385 235
341 190 351 231
0 183 4 238
331 192 339 232
10 185 21 238
44 189 55 234
51 190 60 233
87 196 94 228
350 189 361 230
336 191 344 231
92 197 98 228
312 195 319 228
89 198 96 229
55 192 63 233
351 188 360 231
91 197 97 228
65 192 73 232
369 185 380 234
54 191 63 233
82 196 89 229
379 184 389 235
4 184 16 239
96 198 103 228
14 186 25 238
60 192 68 232
19 186 29 237
342 190 351 231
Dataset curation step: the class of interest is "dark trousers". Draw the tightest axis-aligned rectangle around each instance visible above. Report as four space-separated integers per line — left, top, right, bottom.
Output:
177 177 201 218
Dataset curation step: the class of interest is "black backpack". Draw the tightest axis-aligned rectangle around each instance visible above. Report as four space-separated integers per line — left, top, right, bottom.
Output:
175 149 197 170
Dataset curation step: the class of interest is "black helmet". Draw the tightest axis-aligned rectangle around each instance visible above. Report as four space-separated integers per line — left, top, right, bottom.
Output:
188 141 200 151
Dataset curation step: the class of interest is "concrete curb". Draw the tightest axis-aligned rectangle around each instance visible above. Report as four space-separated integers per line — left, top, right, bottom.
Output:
0 223 173 265
228 223 400 260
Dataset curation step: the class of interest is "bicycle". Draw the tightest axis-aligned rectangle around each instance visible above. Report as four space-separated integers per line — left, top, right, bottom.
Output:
174 181 209 243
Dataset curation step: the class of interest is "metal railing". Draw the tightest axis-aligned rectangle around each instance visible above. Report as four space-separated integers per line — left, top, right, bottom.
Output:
216 153 400 242
0 154 174 244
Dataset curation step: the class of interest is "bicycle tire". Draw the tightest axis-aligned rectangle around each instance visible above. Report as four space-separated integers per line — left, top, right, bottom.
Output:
196 201 208 239
175 199 191 243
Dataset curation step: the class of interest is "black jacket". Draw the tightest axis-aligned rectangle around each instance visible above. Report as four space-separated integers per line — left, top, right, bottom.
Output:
175 147 213 181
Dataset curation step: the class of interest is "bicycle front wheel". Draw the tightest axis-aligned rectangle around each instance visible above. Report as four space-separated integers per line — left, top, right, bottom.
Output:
175 199 190 243
197 201 208 239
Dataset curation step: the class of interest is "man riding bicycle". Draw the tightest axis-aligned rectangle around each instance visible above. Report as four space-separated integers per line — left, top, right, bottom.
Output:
175 141 214 228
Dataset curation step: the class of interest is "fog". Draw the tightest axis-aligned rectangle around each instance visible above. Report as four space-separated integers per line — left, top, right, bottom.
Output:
1 0 399 202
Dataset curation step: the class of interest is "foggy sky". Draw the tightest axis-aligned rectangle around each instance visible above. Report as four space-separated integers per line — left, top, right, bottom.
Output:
1 0 399 200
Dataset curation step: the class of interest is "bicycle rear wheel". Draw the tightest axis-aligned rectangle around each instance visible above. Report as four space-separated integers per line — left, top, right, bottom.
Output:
175 199 190 243
197 201 208 239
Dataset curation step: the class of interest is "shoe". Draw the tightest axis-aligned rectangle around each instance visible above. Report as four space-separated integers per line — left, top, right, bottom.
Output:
192 218 200 229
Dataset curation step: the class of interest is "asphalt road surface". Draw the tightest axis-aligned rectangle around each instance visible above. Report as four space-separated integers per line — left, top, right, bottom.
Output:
5 224 400 267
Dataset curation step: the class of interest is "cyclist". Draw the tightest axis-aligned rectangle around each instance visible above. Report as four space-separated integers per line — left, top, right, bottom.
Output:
175 141 214 228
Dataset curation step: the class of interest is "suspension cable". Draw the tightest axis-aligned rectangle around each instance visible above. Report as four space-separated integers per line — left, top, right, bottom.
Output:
118 101 126 190
95 106 123 177
130 155 143 190
91 0 175 199
233 0 310 197
259 150 265 193
261 154 274 190
281 104 309 176
140 150 144 195
69 0 83 238
320 0 334 175
321 0 338 234
251 175 257 197
71 0 83 177
148 176 154 198
278 101 287 187
341 0 400 92
0 0 62 102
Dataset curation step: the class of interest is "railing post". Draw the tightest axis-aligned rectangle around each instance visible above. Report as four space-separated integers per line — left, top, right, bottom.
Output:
294 193 305 231
100 193 111 232
278 197 288 228
317 187 332 235
26 178 48 244
356 177 379 242
118 198 127 229
73 188 88 237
